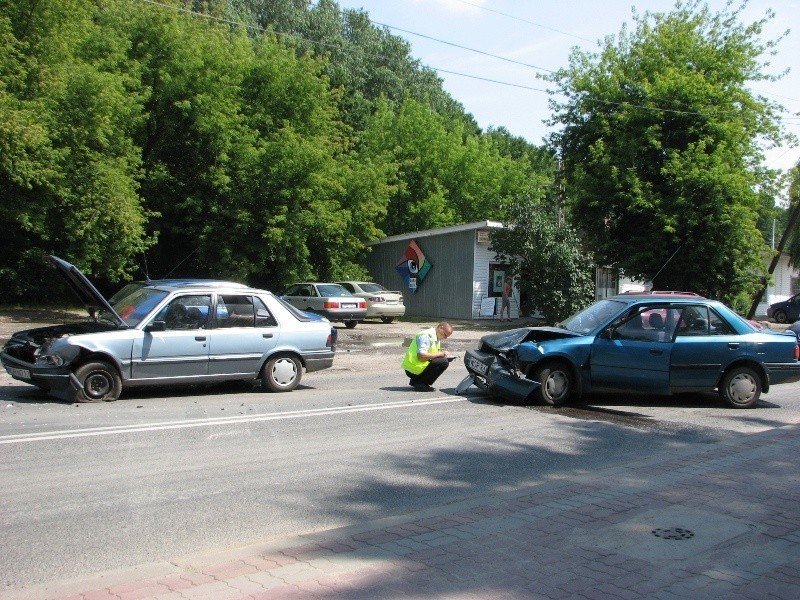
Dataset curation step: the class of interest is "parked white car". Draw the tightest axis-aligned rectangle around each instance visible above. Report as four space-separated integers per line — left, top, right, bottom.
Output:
335 281 405 323
280 283 367 328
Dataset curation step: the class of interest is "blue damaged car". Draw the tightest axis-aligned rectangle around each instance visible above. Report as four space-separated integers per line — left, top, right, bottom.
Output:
459 293 800 408
1 256 337 402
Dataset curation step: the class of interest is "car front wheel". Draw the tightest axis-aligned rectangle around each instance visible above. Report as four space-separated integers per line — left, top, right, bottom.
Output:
773 310 788 324
530 361 573 407
262 355 302 392
74 361 122 402
719 366 761 408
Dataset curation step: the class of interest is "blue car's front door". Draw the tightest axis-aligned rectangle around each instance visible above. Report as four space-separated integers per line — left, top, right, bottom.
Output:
591 337 672 393
589 306 675 394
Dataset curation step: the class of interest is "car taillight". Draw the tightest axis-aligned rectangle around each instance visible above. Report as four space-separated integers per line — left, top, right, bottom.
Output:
369 295 385 302
359 301 366 309
795 343 799 361
323 301 340 309
327 328 338 347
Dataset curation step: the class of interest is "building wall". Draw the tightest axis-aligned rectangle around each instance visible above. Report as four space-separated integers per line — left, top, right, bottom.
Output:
366 230 477 319
472 240 518 319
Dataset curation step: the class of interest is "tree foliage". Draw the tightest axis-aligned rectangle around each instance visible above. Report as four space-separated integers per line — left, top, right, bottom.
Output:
491 194 595 324
0 0 548 300
547 0 791 304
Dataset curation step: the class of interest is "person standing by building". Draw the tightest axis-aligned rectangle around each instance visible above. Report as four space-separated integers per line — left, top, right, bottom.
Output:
402 322 453 391
501 276 512 321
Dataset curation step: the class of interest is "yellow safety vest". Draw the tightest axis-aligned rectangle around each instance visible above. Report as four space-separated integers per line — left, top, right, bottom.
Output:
402 327 441 374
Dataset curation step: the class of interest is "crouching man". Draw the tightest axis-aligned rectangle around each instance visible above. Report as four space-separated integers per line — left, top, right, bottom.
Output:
402 322 453 391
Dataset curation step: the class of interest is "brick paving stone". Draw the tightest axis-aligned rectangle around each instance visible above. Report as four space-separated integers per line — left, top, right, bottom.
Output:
9 423 800 600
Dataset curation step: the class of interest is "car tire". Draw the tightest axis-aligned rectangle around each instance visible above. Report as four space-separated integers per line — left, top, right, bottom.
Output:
344 320 358 329
74 361 122 402
262 355 302 392
380 317 395 324
719 365 761 408
773 310 788 324
530 361 573 407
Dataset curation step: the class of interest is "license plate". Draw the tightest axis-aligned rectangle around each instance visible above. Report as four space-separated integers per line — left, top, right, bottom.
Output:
467 356 489 375
342 303 357 308
6 366 31 379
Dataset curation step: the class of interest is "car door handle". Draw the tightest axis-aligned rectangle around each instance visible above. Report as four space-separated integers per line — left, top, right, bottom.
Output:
195 336 206 342
263 333 273 339
728 343 739 349
649 349 663 355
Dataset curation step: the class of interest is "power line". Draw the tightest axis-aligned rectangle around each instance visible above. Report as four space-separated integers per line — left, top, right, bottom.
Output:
137 0 799 128
369 20 558 74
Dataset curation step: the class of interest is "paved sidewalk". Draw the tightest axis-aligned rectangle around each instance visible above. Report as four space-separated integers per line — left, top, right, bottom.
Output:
13 424 800 600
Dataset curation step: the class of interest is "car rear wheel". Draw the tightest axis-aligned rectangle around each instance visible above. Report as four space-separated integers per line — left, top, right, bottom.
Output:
530 361 573 407
380 317 395 324
773 310 788 324
344 320 358 329
262 355 302 392
74 361 122 402
719 366 761 408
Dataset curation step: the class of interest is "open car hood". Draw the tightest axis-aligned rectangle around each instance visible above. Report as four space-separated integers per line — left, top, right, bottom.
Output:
48 255 127 328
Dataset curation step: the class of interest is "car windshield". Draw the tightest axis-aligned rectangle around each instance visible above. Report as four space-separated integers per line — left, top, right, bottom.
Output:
358 283 386 293
106 283 169 327
558 299 627 334
318 284 352 297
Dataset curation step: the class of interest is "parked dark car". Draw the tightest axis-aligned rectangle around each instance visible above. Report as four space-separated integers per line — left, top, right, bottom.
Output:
767 293 800 323
1 257 337 402
459 293 800 409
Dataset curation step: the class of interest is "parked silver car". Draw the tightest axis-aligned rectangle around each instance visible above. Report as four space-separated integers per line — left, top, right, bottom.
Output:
335 281 405 323
0 256 337 402
280 283 367 328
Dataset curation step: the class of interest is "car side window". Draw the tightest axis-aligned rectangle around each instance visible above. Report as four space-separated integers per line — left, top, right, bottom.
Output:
341 283 355 293
254 296 277 327
676 306 710 336
156 295 211 330
614 305 674 342
708 309 734 335
217 295 276 328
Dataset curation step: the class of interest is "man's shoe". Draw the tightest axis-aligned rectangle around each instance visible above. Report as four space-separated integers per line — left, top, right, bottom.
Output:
412 384 435 392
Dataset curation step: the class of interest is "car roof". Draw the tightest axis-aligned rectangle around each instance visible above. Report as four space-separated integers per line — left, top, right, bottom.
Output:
132 279 267 294
610 293 713 304
619 290 703 297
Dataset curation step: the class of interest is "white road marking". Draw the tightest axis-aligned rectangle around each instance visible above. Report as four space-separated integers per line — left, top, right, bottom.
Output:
0 397 466 444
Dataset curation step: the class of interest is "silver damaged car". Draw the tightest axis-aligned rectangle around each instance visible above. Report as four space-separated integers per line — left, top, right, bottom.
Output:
1 256 337 402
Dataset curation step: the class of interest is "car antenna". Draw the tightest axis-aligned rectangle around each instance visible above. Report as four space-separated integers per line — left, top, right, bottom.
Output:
644 245 682 290
142 253 151 282
160 247 199 279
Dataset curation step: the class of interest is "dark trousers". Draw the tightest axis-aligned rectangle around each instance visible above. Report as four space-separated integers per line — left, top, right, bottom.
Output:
406 357 449 386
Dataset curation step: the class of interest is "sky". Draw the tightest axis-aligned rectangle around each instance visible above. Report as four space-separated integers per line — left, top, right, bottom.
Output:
334 0 800 178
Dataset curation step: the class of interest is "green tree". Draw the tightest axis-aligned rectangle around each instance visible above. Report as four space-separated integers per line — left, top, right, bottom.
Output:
547 0 791 305
0 0 150 298
491 194 595 324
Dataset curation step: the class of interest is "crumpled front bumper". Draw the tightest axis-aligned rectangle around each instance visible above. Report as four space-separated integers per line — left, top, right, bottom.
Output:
1 351 73 400
462 348 540 402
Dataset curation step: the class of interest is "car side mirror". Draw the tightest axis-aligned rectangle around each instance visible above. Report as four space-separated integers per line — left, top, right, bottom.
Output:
145 320 166 332
599 327 614 340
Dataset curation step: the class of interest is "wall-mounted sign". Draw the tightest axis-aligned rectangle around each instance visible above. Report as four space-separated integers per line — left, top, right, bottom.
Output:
396 240 431 293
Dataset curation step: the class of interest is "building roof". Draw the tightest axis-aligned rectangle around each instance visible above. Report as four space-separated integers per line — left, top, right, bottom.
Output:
367 220 504 246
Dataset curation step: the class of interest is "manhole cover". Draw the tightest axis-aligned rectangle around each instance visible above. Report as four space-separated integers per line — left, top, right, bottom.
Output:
652 527 695 540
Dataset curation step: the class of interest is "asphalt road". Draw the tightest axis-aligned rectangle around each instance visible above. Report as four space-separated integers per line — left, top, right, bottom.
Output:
2 319 800 594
